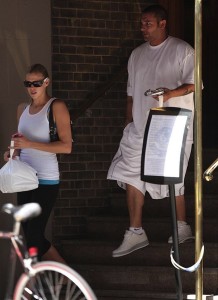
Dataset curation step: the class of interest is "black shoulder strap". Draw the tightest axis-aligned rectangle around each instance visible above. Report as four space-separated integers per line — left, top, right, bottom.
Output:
49 100 55 127
49 99 59 142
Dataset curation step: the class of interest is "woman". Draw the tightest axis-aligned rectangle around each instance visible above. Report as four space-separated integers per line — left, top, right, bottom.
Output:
4 63 72 262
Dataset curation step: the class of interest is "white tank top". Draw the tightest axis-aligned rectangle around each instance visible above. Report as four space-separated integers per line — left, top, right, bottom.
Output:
18 98 59 183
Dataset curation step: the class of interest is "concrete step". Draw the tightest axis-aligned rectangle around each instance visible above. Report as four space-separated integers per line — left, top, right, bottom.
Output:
61 240 217 268
107 193 218 218
94 289 216 300
86 216 218 243
70 264 218 295
95 290 178 300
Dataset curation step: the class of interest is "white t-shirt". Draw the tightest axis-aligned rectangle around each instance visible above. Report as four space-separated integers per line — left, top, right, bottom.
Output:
127 36 195 140
18 98 59 182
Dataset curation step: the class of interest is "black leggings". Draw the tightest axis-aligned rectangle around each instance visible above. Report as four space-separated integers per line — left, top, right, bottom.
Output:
17 184 59 258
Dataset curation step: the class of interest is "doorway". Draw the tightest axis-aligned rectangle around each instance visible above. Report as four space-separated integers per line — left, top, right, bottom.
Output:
184 0 218 147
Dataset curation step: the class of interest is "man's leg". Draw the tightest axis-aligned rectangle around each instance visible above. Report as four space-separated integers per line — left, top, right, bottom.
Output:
112 184 149 257
126 184 144 227
168 194 193 243
176 194 186 221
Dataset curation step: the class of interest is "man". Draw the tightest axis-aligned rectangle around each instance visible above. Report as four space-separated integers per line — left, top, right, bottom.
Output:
107 4 194 258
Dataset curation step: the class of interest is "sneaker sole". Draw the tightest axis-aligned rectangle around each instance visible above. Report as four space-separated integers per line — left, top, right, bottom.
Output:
112 240 149 258
168 236 195 244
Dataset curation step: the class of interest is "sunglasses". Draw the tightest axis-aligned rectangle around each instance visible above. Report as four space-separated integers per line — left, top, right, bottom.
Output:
23 77 48 88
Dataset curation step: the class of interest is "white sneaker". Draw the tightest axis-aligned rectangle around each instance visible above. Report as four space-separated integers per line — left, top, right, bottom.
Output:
168 222 194 244
112 230 149 257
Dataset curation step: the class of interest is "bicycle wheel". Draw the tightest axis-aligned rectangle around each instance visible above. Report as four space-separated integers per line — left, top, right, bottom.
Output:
13 261 97 300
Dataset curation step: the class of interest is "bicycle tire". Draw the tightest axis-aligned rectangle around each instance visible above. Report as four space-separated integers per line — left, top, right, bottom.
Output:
13 261 97 300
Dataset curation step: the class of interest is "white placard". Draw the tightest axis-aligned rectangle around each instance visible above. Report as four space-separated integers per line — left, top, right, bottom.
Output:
141 107 192 184
144 115 187 177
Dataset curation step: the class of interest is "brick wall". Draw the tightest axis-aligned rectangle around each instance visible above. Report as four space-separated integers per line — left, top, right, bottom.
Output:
51 0 157 241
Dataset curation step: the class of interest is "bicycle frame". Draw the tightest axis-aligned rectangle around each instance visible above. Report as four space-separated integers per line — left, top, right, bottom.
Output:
0 220 32 300
1 203 97 300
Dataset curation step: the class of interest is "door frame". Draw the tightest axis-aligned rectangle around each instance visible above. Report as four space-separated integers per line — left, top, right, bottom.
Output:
158 0 184 38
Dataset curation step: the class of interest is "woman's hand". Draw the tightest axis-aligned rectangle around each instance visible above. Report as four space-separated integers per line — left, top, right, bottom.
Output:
3 133 23 161
3 148 20 161
11 135 31 150
3 150 10 162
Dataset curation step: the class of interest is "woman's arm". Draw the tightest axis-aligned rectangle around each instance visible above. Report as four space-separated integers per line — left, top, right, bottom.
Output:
3 103 27 161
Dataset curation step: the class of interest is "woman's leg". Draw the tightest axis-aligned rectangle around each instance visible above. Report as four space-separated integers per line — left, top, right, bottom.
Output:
17 185 59 258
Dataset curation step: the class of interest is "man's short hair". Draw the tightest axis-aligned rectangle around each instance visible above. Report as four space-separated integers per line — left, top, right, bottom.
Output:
142 4 168 22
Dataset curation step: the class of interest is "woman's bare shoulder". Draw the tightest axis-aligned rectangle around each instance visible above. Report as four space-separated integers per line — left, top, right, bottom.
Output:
52 98 68 111
17 102 29 120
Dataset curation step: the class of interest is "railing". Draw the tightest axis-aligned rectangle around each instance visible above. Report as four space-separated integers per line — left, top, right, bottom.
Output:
70 65 127 121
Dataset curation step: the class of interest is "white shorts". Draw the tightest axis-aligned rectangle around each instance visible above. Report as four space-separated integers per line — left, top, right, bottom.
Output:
107 123 193 199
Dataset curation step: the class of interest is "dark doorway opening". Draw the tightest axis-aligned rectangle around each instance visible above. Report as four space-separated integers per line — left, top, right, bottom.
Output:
184 0 218 148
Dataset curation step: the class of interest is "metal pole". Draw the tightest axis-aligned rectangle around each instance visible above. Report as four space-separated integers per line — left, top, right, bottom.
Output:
169 184 183 300
194 1 203 299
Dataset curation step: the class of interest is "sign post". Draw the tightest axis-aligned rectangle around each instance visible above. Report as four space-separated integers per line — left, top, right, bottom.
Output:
141 107 192 300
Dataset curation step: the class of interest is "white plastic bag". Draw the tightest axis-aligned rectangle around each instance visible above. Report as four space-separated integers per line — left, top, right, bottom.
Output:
0 141 39 193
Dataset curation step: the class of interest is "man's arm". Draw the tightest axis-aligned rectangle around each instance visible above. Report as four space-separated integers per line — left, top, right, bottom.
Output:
125 96 133 126
155 83 194 102
169 83 194 97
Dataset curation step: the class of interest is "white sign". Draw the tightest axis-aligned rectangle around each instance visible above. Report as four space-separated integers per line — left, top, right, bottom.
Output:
141 108 192 184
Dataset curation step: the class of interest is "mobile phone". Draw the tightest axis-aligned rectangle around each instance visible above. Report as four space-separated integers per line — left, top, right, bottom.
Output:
12 133 23 138
144 88 164 96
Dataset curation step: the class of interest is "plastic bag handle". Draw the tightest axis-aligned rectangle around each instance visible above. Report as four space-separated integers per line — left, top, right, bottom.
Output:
10 140 15 159
158 95 163 107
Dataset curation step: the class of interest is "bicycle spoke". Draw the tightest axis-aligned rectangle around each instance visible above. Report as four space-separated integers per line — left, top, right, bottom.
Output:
14 262 97 300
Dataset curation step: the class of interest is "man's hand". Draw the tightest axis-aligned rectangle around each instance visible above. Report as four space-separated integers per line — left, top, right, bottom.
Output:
152 87 171 102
